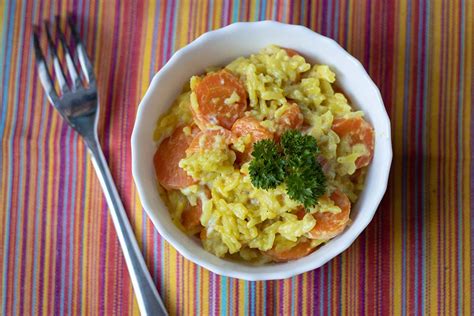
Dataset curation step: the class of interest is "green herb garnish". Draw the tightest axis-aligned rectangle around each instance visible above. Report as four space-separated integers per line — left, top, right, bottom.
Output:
248 139 286 189
249 130 327 208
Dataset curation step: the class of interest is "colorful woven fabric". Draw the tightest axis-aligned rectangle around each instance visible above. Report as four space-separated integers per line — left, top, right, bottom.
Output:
0 0 472 315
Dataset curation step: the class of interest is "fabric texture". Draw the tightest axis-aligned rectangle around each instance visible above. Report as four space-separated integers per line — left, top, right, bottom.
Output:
0 0 472 315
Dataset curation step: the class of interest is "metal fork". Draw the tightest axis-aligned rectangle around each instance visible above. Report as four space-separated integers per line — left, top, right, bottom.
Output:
33 16 168 316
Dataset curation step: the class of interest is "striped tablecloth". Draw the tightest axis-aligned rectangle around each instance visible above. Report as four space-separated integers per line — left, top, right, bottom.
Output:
1 0 472 315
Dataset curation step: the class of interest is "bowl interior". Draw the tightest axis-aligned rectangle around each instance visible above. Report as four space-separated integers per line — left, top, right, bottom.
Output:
132 21 392 280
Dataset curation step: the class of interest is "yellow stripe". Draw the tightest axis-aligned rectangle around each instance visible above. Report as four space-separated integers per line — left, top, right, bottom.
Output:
200 267 209 315
81 150 92 314
213 0 222 29
141 0 157 95
391 0 407 313
428 0 442 313
249 0 256 21
238 279 245 316
450 3 458 313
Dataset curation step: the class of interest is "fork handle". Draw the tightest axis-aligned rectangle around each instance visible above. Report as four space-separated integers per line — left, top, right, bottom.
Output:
86 138 168 316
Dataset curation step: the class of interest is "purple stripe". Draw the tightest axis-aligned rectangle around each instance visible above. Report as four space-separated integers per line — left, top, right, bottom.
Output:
278 278 283 315
288 0 294 23
321 0 327 35
420 1 429 314
311 269 320 315
38 106 54 316
401 0 414 311
297 274 303 314
19 46 38 316
102 0 121 160
438 1 446 312
455 1 467 314
306 0 311 28
99 196 108 315
53 124 68 316
67 132 79 315
364 0 371 68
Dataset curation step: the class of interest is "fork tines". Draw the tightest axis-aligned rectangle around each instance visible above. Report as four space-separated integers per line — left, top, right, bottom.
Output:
33 15 95 103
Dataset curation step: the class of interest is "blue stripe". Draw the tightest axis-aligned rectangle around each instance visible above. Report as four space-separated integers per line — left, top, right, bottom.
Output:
243 281 248 314
208 0 214 30
232 0 239 22
163 0 173 60
220 277 228 316
326 0 332 37
271 0 277 19
299 0 305 24
0 0 11 140
1 1 18 314
282 0 287 22
291 277 296 316
172 0 179 52
228 277 233 314
250 281 256 316
334 0 340 40
149 1 160 78
260 0 267 21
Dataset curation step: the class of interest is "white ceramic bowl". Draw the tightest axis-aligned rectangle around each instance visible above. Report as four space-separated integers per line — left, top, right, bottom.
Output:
131 21 392 281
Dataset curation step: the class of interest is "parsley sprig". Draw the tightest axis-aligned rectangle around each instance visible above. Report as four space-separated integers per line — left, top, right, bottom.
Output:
248 139 286 189
249 130 327 208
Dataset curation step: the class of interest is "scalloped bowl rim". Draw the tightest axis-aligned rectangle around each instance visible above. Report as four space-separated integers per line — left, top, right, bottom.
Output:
131 21 392 281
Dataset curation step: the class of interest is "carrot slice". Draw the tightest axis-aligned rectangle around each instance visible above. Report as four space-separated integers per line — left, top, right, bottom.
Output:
307 190 351 240
283 48 300 57
231 116 273 163
266 241 315 262
181 200 203 232
332 116 374 168
193 70 248 130
275 103 304 139
181 187 211 233
153 125 199 190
